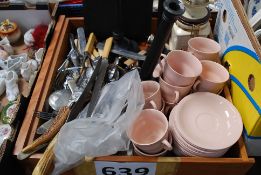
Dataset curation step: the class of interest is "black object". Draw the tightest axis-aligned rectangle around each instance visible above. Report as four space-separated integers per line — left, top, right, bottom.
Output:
158 0 165 21
113 32 139 52
140 0 184 80
83 0 153 41
57 4 84 17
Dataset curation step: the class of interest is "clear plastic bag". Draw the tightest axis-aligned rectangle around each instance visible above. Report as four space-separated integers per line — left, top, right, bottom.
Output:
52 70 144 175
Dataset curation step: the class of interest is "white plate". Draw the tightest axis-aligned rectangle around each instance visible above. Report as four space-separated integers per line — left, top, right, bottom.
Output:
172 92 243 151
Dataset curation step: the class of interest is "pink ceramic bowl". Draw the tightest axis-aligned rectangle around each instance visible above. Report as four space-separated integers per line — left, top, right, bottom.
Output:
188 37 221 62
163 50 202 86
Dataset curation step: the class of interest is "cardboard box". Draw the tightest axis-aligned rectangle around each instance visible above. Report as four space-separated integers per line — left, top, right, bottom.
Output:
214 0 261 138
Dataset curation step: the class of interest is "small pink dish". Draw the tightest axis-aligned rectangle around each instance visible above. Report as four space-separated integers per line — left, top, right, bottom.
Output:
169 110 228 157
171 92 243 151
132 133 173 157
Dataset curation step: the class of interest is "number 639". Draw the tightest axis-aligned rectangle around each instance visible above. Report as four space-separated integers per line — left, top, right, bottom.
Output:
102 167 149 175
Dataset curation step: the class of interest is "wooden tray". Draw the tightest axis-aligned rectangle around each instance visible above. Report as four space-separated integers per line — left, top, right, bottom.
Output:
13 16 254 175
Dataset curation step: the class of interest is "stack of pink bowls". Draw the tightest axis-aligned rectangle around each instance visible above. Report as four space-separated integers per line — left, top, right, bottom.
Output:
169 92 243 157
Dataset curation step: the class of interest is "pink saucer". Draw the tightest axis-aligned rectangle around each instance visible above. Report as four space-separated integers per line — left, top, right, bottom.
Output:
132 133 173 157
171 92 243 151
170 114 228 157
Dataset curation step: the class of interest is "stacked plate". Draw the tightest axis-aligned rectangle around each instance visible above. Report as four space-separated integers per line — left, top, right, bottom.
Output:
169 92 243 157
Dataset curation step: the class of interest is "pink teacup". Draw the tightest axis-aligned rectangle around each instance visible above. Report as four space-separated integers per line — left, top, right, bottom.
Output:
188 37 221 62
193 60 229 94
142 81 162 110
159 76 192 104
132 133 172 157
163 50 202 86
128 109 172 154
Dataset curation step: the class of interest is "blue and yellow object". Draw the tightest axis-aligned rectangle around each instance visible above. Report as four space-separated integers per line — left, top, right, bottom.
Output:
223 45 261 137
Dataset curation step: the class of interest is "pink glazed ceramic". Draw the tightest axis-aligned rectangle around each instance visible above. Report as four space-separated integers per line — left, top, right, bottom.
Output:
159 76 192 104
163 50 202 86
169 108 229 157
153 56 166 78
128 109 172 154
133 133 172 157
171 92 243 151
142 81 162 110
193 60 229 94
188 37 221 62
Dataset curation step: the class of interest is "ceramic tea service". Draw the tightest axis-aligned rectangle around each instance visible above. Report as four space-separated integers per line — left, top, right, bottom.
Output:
128 91 243 157
131 37 242 158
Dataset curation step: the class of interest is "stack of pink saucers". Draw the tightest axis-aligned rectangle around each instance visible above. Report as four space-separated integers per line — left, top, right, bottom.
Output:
169 92 243 157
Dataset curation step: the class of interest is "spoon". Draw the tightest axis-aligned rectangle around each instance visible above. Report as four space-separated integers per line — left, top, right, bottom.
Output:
48 89 72 111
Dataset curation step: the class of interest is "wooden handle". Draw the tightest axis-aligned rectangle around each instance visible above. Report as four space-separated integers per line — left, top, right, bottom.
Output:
85 32 97 54
224 85 232 103
32 135 57 175
84 33 98 68
102 37 113 59
21 107 70 153
93 48 100 58
124 59 137 66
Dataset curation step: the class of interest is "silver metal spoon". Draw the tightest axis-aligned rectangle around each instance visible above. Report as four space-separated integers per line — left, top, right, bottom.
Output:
48 89 72 111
